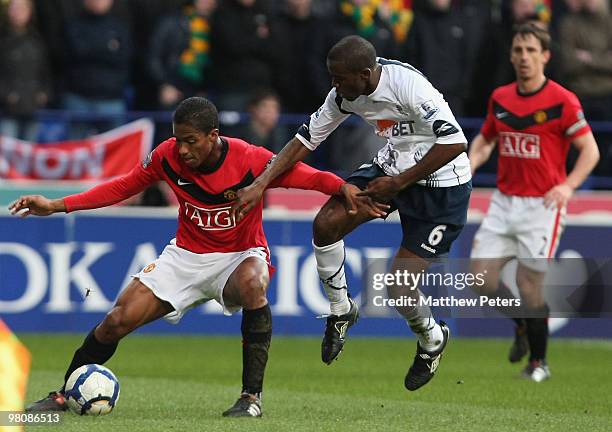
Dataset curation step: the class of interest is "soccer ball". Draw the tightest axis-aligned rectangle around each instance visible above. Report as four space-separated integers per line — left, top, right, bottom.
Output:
64 364 120 415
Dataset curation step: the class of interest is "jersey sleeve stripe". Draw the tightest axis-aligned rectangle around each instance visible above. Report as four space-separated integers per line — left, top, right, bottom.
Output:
566 119 588 136
297 123 311 142
295 132 317 151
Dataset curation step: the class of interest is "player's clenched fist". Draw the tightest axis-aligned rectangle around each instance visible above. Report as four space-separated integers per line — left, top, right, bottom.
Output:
8 195 65 217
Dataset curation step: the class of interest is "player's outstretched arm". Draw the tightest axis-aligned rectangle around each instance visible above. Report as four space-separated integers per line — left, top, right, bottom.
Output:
544 132 600 209
9 195 66 217
233 137 312 222
468 133 496 176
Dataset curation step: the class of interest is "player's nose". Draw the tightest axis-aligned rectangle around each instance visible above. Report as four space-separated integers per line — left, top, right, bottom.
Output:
177 143 190 157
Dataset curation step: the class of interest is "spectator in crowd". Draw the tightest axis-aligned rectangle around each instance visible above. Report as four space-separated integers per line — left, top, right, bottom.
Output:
210 0 281 112
0 0 51 141
309 0 399 101
127 0 185 110
148 0 217 111
403 0 489 116
488 0 552 89
306 0 399 172
275 0 320 114
376 0 414 46
62 0 132 138
32 0 82 99
237 89 287 154
559 0 612 175
558 0 612 122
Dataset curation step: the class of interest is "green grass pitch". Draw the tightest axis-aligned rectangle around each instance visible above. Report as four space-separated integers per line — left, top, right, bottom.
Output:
20 334 612 432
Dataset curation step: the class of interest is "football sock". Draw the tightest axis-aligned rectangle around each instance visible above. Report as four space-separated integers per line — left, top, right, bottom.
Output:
313 239 350 315
526 305 549 361
403 296 444 352
62 325 118 391
241 304 272 397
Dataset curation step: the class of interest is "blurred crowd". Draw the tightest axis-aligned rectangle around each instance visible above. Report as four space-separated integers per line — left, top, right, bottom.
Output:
1 0 611 173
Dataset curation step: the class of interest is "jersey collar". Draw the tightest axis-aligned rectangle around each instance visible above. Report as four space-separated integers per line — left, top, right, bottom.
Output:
197 137 228 174
367 62 389 102
516 78 549 97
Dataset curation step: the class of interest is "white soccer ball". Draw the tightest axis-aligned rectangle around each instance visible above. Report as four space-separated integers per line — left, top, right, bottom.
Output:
64 364 120 415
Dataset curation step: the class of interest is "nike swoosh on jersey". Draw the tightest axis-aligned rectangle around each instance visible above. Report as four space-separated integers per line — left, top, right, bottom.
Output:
177 179 192 185
162 157 255 205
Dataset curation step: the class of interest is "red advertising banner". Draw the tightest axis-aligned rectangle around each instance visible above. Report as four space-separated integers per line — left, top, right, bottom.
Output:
0 119 154 181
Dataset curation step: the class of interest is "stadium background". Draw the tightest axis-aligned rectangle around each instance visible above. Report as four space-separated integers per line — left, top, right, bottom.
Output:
1 1 612 430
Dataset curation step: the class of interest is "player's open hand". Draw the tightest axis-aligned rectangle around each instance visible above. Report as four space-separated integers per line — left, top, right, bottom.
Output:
340 183 389 218
544 183 573 209
356 176 402 203
8 195 60 217
232 183 265 223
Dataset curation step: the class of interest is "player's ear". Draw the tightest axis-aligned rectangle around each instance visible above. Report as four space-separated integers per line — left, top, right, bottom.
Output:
207 128 220 141
360 68 372 82
542 49 551 65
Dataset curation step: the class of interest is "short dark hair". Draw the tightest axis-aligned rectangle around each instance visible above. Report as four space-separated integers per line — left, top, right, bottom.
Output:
173 97 219 133
513 22 551 51
327 35 377 73
248 88 280 110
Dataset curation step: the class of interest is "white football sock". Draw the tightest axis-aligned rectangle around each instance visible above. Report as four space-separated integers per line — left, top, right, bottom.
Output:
408 317 444 353
400 292 443 352
313 239 350 316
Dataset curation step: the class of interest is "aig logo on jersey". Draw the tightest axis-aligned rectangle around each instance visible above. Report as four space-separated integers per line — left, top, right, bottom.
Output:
185 202 236 231
499 132 540 159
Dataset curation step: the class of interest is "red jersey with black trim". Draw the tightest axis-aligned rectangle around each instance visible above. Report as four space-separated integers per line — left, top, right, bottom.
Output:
63 136 344 254
480 79 591 197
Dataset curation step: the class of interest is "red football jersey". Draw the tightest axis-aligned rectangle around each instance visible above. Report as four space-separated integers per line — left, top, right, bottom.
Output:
64 136 344 254
480 79 591 197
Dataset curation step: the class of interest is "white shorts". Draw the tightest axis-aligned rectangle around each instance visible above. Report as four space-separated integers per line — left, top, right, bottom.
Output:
471 191 566 272
133 239 269 324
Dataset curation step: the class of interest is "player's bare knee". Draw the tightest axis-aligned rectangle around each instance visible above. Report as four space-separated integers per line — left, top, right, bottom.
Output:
238 269 268 309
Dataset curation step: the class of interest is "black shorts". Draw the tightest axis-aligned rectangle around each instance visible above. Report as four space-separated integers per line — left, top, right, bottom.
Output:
347 162 472 258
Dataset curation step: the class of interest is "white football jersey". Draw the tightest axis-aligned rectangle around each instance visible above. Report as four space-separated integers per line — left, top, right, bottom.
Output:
296 58 471 187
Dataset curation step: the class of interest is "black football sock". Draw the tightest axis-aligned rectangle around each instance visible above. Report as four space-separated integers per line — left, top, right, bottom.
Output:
62 325 118 391
241 304 272 397
526 305 549 362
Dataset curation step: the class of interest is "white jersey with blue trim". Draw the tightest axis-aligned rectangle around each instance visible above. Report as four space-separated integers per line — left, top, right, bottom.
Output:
295 57 471 187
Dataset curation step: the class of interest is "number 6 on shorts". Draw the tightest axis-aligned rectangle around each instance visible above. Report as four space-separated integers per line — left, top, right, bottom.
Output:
428 224 447 246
